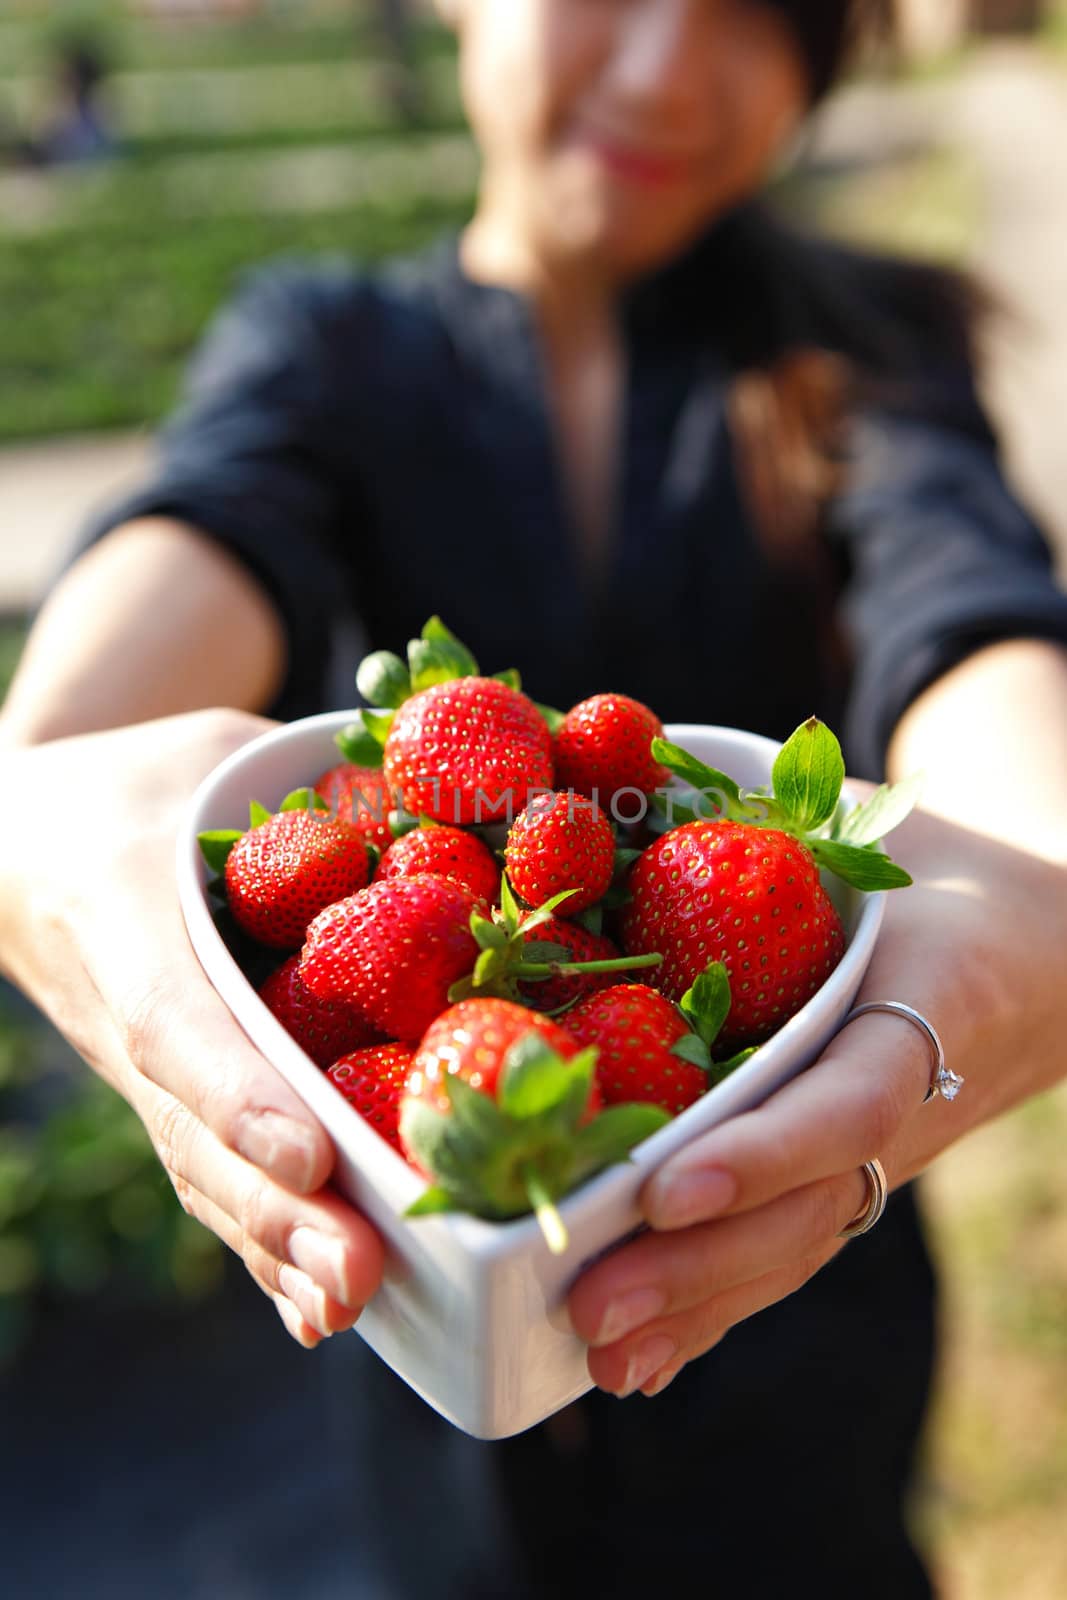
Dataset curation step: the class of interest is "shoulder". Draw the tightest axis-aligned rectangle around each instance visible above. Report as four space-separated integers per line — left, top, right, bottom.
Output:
188 241 454 398
703 203 991 442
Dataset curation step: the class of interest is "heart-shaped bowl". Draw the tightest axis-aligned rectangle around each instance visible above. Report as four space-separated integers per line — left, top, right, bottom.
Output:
177 717 884 1439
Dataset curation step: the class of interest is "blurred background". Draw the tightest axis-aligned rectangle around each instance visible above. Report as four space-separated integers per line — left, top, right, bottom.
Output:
2 3 1066 1595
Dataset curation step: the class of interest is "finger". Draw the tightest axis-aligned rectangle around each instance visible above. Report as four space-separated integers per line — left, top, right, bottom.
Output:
586 1248 839 1398
568 1167 870 1348
176 1178 363 1340
113 936 337 1196
132 1072 385 1312
641 1012 931 1230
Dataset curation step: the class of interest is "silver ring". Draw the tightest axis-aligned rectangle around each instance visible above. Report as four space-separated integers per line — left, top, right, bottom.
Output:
838 1157 889 1239
842 1000 963 1104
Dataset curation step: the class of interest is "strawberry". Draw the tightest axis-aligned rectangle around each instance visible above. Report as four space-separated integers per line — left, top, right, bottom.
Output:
504 791 615 916
258 954 382 1068
553 693 670 806
199 791 370 950
517 914 623 1012
382 676 554 826
375 824 500 904
621 719 916 1051
621 822 845 1050
314 762 395 854
562 984 706 1114
561 966 753 1115
298 874 483 1043
327 1042 415 1154
400 998 670 1252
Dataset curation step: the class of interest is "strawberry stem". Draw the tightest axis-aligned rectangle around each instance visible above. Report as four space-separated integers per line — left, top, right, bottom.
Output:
516 953 663 978
521 1163 569 1255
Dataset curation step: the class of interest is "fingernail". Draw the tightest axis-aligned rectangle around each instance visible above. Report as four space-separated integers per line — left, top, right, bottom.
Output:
235 1111 319 1191
289 1226 352 1307
642 1367 679 1398
594 1287 666 1347
617 1335 676 1398
275 1292 319 1349
648 1165 737 1229
278 1263 332 1338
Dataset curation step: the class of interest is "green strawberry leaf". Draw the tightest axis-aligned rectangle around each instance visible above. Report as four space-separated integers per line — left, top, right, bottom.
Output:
612 847 643 877
248 800 271 828
518 940 571 965
421 616 480 675
709 1046 758 1084
498 1034 575 1119
279 787 330 813
356 650 412 710
651 740 778 826
408 637 478 693
651 739 743 806
670 1034 713 1072
535 702 567 735
363 709 395 746
493 668 523 691
446 975 477 1005
808 838 913 891
472 947 503 987
405 1185 460 1217
679 961 731 1048
771 717 845 832
516 888 579 933
833 771 924 849
443 1072 510 1140
364 842 381 872
335 716 386 768
597 882 633 911
575 904 604 936
499 872 521 935
387 807 421 839
198 829 242 875
471 911 508 951
571 1103 672 1173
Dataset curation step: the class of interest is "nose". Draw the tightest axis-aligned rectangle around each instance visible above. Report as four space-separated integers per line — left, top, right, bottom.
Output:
607 0 709 110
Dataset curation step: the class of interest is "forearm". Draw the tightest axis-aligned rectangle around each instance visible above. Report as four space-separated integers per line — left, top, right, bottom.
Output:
0 518 286 750
886 636 1067 863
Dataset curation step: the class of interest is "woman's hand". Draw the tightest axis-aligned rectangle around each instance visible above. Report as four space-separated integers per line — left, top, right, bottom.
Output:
0 710 386 1348
566 798 1067 1398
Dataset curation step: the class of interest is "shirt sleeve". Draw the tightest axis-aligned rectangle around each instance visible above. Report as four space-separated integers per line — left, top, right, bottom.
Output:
827 395 1067 781
63 261 359 719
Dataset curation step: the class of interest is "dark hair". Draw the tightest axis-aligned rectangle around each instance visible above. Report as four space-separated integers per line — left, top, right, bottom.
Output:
769 0 892 103
700 0 985 562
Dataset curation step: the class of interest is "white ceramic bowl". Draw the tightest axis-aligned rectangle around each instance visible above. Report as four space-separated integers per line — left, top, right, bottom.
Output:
177 718 883 1439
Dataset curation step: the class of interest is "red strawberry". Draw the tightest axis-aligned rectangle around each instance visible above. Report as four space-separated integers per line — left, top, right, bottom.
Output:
504 791 615 916
375 824 500 903
215 799 370 949
314 762 395 853
518 914 623 1012
259 954 382 1067
298 874 483 1043
627 718 917 1052
327 1042 415 1153
621 821 845 1051
405 998 589 1117
553 694 670 806
562 984 708 1115
400 998 669 1252
382 676 554 826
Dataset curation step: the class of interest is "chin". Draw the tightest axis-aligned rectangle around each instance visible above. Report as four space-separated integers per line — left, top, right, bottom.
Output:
544 181 719 282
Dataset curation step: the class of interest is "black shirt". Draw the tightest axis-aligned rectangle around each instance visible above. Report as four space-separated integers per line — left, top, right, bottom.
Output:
73 218 1067 779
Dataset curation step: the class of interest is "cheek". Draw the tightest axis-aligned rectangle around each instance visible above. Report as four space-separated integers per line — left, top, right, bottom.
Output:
459 0 606 163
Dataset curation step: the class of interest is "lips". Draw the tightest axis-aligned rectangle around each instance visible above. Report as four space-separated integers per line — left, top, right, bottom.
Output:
574 127 696 187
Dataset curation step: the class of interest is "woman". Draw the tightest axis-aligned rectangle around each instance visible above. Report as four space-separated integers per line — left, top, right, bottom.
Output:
3 1 1067 1593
